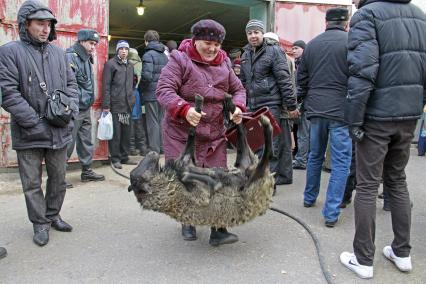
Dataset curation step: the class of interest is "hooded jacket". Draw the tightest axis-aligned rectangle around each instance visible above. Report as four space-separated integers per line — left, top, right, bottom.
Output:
156 39 246 167
0 0 79 150
139 41 168 103
345 0 426 125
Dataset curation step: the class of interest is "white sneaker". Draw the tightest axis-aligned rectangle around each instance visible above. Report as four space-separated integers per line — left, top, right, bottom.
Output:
340 252 374 279
383 246 412 272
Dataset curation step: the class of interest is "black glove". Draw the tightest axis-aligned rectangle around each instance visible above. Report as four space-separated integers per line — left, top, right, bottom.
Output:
349 126 365 142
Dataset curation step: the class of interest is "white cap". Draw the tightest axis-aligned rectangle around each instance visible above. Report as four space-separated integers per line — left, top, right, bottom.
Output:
263 32 279 43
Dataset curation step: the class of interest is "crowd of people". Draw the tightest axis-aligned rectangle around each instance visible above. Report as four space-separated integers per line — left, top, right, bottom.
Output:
1 0 426 280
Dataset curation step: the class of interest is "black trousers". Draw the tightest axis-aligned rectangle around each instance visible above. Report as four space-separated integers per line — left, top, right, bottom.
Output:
353 120 416 266
16 147 67 231
129 116 148 152
109 113 131 163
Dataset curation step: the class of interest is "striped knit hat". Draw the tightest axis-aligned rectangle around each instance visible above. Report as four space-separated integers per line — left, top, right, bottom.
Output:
245 19 264 33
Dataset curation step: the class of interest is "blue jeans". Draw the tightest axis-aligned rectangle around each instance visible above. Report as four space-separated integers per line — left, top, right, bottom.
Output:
303 117 352 221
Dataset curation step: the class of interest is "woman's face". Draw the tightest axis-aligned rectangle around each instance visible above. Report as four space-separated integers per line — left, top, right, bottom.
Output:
194 40 221 62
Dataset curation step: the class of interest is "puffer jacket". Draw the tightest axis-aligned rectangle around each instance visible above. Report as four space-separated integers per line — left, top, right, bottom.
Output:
156 39 246 167
0 0 78 150
140 41 168 103
240 41 296 111
102 56 135 113
66 42 95 110
345 0 426 126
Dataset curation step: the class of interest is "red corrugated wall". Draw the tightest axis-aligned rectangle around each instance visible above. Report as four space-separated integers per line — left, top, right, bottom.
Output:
0 0 109 167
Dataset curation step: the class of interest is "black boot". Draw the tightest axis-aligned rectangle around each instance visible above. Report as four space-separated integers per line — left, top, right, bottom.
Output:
0 247 7 259
209 227 238 247
33 228 49 246
181 224 197 241
81 168 105 182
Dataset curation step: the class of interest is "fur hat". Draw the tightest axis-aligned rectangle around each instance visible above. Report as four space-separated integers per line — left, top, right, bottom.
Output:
116 40 130 51
245 19 264 33
77 29 99 43
326 8 349 21
293 40 306 50
191 19 226 44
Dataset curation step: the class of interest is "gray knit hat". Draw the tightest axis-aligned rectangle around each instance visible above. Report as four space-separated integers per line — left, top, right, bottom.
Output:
245 19 264 33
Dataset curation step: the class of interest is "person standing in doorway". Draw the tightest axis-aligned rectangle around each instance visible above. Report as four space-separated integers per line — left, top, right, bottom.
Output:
139 30 168 154
102 40 137 169
66 29 105 186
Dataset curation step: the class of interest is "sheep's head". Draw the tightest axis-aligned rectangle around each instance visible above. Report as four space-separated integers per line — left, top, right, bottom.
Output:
128 151 160 203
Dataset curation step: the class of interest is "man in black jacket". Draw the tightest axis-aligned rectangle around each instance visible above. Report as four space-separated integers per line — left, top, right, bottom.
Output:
340 0 426 279
240 19 298 186
66 29 105 185
102 40 136 169
298 8 352 228
0 0 78 246
139 30 168 154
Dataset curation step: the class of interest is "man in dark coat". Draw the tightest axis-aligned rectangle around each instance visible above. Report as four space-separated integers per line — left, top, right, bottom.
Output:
291 40 310 170
340 0 426 279
240 19 298 187
66 29 105 186
0 0 79 246
139 30 168 154
0 88 7 258
297 8 352 228
102 40 136 169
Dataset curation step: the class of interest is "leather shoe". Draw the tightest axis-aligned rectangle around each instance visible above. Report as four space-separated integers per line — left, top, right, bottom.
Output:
121 160 138 165
325 219 338 228
181 224 197 241
0 247 7 259
33 229 49 246
209 228 238 246
66 181 73 189
51 218 73 232
112 162 122 169
81 168 105 182
304 201 315 208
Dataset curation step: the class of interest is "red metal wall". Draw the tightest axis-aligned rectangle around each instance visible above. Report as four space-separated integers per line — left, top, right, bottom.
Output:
275 1 352 52
0 0 109 167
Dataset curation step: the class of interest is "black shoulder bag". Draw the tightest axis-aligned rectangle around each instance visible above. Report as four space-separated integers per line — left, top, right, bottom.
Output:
23 43 73 127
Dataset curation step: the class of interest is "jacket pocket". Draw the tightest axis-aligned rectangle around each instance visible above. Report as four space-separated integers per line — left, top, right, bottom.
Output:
20 119 51 141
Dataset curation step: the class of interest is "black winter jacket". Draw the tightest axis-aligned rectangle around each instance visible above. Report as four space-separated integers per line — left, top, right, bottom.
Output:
102 56 135 113
66 42 95 110
345 0 426 126
297 26 349 122
0 0 78 150
240 41 296 111
140 41 168 103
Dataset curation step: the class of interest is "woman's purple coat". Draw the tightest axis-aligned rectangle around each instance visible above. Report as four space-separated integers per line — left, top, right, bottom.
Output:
156 48 246 167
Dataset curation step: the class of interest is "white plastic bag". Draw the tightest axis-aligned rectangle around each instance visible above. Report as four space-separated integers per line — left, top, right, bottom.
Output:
97 112 113 140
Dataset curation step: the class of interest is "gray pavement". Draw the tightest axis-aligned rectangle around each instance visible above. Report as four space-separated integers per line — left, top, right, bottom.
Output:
0 149 425 283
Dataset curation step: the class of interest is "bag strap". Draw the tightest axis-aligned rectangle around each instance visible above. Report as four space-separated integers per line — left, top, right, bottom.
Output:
19 41 49 96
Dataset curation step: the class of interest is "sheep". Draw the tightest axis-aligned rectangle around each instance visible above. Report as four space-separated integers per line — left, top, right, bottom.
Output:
128 99 274 228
